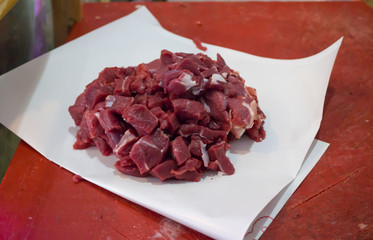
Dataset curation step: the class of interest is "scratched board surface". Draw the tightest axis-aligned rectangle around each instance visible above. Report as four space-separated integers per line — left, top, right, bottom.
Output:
0 2 372 240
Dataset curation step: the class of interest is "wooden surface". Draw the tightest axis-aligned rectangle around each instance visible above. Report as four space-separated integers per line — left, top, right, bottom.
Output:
1 2 372 239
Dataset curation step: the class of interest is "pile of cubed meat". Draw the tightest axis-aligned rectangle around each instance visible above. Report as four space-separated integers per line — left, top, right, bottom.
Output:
68 50 266 181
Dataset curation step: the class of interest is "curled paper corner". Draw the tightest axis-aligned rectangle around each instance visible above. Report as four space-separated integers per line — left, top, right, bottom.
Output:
299 36 343 63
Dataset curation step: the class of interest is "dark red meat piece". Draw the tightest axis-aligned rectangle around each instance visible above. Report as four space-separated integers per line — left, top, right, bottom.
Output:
199 126 227 144
68 93 87 126
115 156 149 178
85 84 113 110
167 72 197 96
105 95 134 115
150 107 165 119
93 137 112 156
247 123 266 142
201 66 218 78
122 104 158 136
106 131 122 149
224 76 246 97
171 99 208 121
148 93 165 109
171 158 202 182
96 109 122 133
171 136 191 166
73 131 92 149
133 94 148 106
160 50 175 65
129 129 169 174
178 124 200 137
113 129 138 158
150 159 177 181
98 67 120 84
80 110 104 140
159 111 179 134
189 136 209 167
204 90 229 123
208 142 235 175
158 69 182 89
175 58 201 76
114 76 132 96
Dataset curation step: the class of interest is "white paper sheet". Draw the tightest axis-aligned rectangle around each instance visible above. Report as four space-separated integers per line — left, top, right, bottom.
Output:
0 7 341 240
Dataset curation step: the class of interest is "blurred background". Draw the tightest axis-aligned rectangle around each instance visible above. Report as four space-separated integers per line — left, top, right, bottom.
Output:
0 0 372 182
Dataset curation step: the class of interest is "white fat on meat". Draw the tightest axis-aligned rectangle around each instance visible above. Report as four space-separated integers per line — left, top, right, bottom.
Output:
137 138 159 150
200 98 211 113
200 143 209 167
231 125 246 139
192 88 201 95
242 100 257 129
113 130 137 154
121 76 129 92
210 73 226 85
105 95 115 108
221 72 228 78
179 72 196 90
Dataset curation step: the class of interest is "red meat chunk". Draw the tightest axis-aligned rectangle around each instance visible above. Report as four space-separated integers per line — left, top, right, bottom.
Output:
114 76 132 96
208 142 235 175
129 129 169 174
178 124 200 137
148 93 165 109
227 97 257 139
175 58 200 76
204 90 229 123
150 107 165 119
98 67 120 84
80 110 104 140
159 111 179 134
105 95 134 115
171 99 208 121
171 158 202 182
115 156 149 178
199 126 227 144
171 136 191 166
189 136 209 167
247 123 266 142
93 137 112 156
160 50 175 65
113 129 138 158
73 131 92 149
106 131 122 149
122 104 158 136
167 72 197 96
85 84 113 110
150 160 177 181
96 109 122 133
68 93 87 126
